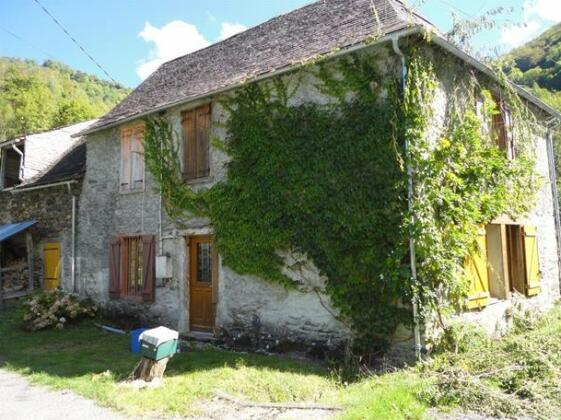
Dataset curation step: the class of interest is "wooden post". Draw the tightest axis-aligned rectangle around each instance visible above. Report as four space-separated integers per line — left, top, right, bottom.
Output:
26 232 34 294
129 357 170 382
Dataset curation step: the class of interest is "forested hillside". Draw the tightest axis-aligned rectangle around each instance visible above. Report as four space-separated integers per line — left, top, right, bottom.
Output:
0 57 130 141
503 22 561 111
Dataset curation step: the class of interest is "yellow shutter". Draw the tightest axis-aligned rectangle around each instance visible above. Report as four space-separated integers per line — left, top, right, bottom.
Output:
465 230 490 309
523 226 541 296
43 242 61 290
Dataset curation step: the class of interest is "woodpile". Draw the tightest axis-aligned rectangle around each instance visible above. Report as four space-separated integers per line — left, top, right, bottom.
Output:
1 259 29 292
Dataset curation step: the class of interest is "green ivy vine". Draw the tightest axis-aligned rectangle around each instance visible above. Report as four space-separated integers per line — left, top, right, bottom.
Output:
144 46 539 354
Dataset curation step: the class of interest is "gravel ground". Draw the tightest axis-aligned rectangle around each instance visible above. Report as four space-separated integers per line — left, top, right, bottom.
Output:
0 368 128 420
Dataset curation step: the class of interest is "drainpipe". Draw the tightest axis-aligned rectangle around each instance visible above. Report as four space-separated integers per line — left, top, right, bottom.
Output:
11 180 78 293
546 118 561 289
392 35 422 362
11 144 25 182
69 187 77 294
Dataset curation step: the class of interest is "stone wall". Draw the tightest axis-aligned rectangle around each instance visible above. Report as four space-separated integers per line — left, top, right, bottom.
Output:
0 183 80 291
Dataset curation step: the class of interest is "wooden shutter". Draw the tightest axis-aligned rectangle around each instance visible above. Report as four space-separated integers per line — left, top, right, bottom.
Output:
465 230 490 309
523 226 541 296
131 126 145 189
141 235 156 302
182 110 197 179
196 105 210 178
182 104 210 180
503 106 515 160
109 237 122 299
120 130 132 191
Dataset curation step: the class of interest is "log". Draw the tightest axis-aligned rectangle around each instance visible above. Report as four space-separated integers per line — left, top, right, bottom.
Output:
129 356 170 382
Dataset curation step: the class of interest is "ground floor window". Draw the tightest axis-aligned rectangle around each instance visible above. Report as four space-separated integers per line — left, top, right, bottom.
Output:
109 235 155 302
465 223 541 310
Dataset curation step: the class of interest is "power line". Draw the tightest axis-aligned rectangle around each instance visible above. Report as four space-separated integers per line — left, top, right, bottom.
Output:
0 25 59 61
436 0 477 20
31 0 118 84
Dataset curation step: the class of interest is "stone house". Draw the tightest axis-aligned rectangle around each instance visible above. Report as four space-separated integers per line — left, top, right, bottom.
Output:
75 0 561 355
0 120 95 297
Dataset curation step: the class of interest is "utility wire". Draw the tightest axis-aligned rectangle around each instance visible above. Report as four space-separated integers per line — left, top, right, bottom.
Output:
0 25 59 61
31 0 118 84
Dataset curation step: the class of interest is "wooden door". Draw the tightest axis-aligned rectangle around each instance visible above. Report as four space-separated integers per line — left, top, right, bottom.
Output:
43 243 61 290
189 236 216 331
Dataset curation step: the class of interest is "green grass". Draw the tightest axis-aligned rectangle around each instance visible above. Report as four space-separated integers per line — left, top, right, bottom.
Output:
0 304 428 418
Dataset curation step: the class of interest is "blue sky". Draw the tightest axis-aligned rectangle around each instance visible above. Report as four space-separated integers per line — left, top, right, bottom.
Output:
1 0 560 88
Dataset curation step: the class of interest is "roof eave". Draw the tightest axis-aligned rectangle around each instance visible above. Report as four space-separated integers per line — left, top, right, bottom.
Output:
74 26 425 138
429 35 561 123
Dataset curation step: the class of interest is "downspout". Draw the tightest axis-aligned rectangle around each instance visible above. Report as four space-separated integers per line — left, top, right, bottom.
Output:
392 35 422 362
546 118 561 289
12 144 25 182
69 185 77 294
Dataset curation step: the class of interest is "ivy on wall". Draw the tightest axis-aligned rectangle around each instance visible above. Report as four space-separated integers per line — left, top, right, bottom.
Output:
144 45 539 354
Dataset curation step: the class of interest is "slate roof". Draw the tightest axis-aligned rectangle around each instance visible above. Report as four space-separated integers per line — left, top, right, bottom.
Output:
83 0 432 134
28 142 86 187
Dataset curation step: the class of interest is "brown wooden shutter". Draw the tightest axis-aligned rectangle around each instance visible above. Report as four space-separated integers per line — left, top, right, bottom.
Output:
120 130 132 190
131 126 145 189
182 110 197 179
196 105 211 178
141 235 156 302
109 237 122 299
503 106 515 160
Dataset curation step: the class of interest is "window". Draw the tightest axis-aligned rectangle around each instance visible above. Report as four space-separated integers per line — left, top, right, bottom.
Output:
491 95 515 160
465 223 541 309
181 104 211 180
0 142 25 189
109 235 155 301
120 124 145 192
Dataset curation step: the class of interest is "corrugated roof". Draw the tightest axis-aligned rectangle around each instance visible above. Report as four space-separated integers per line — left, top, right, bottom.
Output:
0 220 37 242
82 0 430 134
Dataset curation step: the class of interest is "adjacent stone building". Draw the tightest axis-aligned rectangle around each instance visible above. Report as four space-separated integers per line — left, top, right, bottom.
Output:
0 120 95 295
73 0 561 356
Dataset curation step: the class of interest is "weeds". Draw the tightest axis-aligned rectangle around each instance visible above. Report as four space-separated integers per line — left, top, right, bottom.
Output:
420 305 561 419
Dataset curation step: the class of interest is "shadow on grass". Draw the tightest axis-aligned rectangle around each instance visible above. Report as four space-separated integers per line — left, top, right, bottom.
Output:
0 303 331 382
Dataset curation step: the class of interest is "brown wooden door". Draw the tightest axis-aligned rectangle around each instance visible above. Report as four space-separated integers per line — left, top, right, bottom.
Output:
189 235 216 331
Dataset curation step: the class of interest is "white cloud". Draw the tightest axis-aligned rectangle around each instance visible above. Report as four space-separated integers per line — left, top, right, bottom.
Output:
136 21 210 80
524 0 561 23
499 20 541 48
499 0 561 49
219 22 248 40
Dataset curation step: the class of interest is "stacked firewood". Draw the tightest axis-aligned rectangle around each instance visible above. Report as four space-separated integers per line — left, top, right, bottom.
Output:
1 259 28 292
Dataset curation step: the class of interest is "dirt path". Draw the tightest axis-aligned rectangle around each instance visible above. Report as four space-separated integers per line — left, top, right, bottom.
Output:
0 368 128 420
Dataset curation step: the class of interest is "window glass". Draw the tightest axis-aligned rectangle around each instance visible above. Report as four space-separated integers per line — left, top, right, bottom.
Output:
197 242 212 283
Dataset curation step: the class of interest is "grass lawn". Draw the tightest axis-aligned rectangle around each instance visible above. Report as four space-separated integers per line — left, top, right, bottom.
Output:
0 304 428 419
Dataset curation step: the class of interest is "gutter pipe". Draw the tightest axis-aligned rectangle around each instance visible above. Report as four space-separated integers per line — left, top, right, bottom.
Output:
11 144 25 182
392 34 422 362
546 119 561 290
11 180 78 293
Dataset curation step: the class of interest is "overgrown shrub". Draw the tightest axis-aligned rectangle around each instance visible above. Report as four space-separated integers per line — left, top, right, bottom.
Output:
22 289 97 331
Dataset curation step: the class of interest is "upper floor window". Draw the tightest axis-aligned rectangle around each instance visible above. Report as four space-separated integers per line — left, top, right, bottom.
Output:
181 104 211 180
120 124 145 192
491 94 515 160
0 141 25 189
